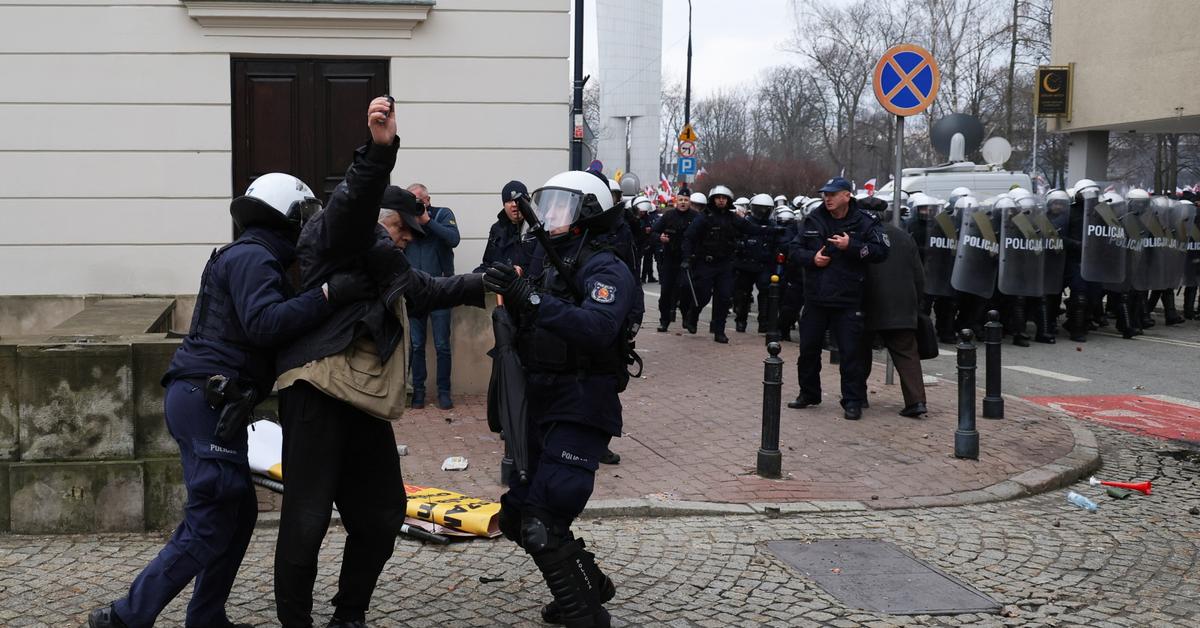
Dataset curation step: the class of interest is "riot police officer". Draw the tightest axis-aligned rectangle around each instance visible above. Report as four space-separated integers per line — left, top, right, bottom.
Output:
633 195 659 283
1064 179 1101 342
1041 189 1071 340
87 166 371 627
787 177 889 420
732 190 778 333
483 169 643 628
651 189 699 332
776 198 819 342
683 186 777 342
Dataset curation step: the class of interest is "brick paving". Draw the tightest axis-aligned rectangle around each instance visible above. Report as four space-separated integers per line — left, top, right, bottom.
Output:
4 425 1196 627
381 305 1078 506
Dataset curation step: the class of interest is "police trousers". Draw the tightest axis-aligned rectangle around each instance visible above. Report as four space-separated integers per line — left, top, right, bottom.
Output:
275 381 407 627
657 256 694 325
113 379 257 628
733 267 772 327
797 304 868 407
693 259 735 333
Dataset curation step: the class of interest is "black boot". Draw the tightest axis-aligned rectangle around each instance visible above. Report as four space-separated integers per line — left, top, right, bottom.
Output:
1116 292 1134 339
88 606 127 628
1066 297 1088 342
1163 290 1185 325
1010 297 1030 346
529 536 612 628
1033 298 1056 344
1129 292 1146 336
1140 291 1156 328
540 540 617 625
1184 286 1198 319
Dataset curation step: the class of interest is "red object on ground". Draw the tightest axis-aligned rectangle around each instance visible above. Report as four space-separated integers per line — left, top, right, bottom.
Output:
1025 395 1200 444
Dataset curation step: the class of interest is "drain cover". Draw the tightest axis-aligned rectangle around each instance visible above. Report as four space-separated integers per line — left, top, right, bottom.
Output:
767 539 1000 615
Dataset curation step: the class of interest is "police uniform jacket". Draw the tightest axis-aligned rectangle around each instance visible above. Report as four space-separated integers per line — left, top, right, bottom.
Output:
789 199 890 308
164 226 332 400
733 214 779 272
682 209 772 264
651 208 698 260
863 223 924 331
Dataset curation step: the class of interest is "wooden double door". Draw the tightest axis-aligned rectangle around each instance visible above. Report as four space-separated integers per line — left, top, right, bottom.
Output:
231 58 390 202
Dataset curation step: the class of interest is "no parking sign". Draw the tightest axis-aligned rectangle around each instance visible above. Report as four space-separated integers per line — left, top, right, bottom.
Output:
873 44 940 117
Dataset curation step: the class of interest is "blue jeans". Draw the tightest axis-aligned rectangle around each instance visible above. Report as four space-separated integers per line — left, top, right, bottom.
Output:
409 308 452 396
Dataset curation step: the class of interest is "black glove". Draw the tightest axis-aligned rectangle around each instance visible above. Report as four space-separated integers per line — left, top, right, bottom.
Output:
680 258 691 270
326 270 376 306
484 262 535 307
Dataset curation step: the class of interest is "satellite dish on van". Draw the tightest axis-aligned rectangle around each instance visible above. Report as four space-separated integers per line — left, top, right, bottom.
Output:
931 114 984 160
981 137 1013 166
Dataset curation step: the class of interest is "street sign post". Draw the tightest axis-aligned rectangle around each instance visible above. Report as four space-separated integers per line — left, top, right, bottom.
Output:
873 43 940 387
678 156 697 176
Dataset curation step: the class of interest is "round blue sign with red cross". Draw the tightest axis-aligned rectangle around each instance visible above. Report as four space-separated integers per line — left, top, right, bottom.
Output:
873 44 940 117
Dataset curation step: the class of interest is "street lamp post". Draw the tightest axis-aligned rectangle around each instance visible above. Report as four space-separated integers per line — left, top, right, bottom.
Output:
570 0 585 170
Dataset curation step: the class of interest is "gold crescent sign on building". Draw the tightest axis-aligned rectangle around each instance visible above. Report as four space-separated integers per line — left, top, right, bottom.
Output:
1035 65 1072 119
1042 73 1061 93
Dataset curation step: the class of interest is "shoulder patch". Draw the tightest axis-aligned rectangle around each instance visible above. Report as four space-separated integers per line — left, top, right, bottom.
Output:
881 233 890 247
860 244 870 258
590 282 617 304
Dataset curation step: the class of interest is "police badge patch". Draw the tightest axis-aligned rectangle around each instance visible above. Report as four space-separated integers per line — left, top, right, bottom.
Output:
590 282 617 303
860 244 870 258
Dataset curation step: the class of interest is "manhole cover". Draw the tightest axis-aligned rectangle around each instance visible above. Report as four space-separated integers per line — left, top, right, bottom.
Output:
767 539 1000 615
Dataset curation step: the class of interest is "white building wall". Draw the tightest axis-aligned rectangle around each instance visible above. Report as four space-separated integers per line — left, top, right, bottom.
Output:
0 0 569 296
595 0 662 185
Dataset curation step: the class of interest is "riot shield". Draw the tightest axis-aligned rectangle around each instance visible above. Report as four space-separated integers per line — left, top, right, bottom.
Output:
1105 199 1146 292
1080 189 1126 283
951 198 1000 298
999 197 1046 296
1142 197 1174 290
1164 199 1190 289
1039 195 1069 294
1184 202 1200 287
923 204 958 297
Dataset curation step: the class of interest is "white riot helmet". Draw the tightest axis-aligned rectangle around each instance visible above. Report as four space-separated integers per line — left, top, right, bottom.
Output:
773 194 788 207
1009 187 1033 201
1126 188 1150 215
774 207 796 223
689 192 708 210
1045 189 1071 215
749 193 775 220
951 186 972 198
531 170 617 239
1072 179 1099 201
632 195 653 213
608 178 623 203
954 195 979 213
709 185 734 202
802 197 823 218
1101 191 1125 205
733 196 750 209
230 172 321 238
792 195 807 209
909 192 938 219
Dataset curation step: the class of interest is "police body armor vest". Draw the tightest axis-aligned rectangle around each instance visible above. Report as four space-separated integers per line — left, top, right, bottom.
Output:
699 212 737 260
189 236 275 357
517 241 626 378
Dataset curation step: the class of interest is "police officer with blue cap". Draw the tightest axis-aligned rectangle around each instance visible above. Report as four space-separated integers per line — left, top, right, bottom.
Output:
483 168 643 628
87 165 374 626
787 176 889 420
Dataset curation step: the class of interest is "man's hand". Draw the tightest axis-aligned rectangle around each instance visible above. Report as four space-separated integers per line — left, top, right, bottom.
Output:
417 208 431 226
827 232 850 251
483 262 534 306
813 246 831 268
368 96 396 146
325 270 376 306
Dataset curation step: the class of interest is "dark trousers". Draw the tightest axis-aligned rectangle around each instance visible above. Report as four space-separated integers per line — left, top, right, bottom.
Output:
275 382 407 627
777 280 804 334
693 260 735 333
797 304 867 407
113 380 257 628
409 308 452 397
503 420 612 528
860 329 926 407
733 267 772 327
641 248 658 281
657 256 694 325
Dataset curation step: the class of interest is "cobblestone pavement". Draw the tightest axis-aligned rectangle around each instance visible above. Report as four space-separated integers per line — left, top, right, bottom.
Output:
3 424 1195 627
372 311 1078 506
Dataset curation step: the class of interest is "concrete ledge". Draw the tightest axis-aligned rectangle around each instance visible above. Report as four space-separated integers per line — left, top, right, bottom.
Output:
143 456 186 531
582 498 757 518
0 462 9 532
8 460 144 533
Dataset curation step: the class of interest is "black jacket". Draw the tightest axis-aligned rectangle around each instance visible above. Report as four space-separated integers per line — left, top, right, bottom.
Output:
651 208 698 259
278 138 404 373
474 210 527 272
863 224 924 331
788 199 890 308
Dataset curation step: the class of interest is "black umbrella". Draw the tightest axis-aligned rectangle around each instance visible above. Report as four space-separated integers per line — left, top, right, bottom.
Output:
487 296 529 485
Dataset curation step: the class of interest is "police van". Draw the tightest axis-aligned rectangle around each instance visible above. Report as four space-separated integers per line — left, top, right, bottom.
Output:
877 162 1032 202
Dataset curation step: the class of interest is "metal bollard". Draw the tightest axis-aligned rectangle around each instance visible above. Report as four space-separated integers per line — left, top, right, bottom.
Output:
982 310 1005 419
955 329 980 460
765 272 782 345
757 341 784 478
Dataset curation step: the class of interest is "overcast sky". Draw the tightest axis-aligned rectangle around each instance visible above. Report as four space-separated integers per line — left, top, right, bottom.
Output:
581 0 801 97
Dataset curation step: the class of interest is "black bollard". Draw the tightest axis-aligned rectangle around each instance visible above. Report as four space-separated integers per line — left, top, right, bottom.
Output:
765 272 782 345
982 309 1005 419
757 341 784 478
955 329 980 460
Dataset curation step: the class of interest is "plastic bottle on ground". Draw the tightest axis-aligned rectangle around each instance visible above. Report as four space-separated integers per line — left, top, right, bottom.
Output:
1066 491 1098 512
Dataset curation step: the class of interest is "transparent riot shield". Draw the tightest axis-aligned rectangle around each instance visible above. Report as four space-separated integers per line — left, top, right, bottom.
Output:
1164 199 1190 289
923 204 958 297
951 197 1000 298
1184 202 1200 287
999 196 1046 296
1142 197 1174 290
1106 201 1147 292
1080 188 1126 283
1038 195 1069 294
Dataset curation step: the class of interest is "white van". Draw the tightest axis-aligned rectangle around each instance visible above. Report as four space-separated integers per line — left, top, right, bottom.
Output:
877 162 1032 202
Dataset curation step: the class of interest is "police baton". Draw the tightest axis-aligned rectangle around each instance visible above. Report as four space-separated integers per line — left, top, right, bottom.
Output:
684 264 700 307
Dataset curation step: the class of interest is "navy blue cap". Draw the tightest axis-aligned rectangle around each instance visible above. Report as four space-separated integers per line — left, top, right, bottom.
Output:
501 180 528 203
819 177 853 194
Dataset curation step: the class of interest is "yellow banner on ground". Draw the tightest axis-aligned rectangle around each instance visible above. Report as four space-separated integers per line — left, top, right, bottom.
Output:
404 485 501 537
